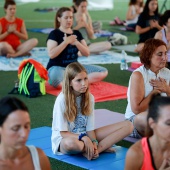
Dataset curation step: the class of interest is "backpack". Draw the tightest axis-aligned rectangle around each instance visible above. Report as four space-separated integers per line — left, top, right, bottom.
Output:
17 59 48 98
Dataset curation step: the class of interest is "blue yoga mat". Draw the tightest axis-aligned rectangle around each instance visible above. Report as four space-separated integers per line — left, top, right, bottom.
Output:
27 126 128 170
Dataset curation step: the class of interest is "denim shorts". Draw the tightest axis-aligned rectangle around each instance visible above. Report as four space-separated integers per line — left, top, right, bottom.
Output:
48 64 107 87
126 115 142 139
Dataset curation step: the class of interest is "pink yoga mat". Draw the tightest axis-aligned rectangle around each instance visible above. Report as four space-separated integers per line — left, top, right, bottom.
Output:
46 81 127 102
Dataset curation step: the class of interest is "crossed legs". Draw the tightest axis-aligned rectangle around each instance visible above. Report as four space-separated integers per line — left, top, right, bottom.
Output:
134 43 144 53
95 120 133 153
88 41 111 54
87 70 108 84
0 38 38 58
59 120 133 155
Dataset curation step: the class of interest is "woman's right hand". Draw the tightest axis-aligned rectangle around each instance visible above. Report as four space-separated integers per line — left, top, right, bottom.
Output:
7 24 16 33
150 78 169 94
81 136 95 160
63 34 77 45
77 20 87 29
149 20 160 29
136 6 141 14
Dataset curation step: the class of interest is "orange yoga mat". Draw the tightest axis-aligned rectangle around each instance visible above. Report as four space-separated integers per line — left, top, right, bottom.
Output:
45 81 128 102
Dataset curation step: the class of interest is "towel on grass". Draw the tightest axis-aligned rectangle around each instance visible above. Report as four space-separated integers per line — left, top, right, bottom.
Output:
0 48 139 71
46 81 128 102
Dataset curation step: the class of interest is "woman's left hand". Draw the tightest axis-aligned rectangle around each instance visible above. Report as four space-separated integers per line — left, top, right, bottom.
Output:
150 77 169 93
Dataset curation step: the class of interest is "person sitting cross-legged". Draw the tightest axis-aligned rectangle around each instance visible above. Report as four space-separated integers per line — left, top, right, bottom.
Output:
0 0 38 58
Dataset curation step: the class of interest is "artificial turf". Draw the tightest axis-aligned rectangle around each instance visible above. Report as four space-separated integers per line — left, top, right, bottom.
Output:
0 0 166 169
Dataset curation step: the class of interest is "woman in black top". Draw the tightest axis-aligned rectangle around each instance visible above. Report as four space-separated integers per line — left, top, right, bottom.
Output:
46 7 108 88
135 0 162 53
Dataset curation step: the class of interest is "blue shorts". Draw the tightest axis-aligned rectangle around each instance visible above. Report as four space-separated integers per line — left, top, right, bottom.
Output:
48 64 107 87
126 115 142 139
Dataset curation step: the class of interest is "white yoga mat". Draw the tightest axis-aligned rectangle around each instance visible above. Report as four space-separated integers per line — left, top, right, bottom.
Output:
0 47 139 71
112 44 137 53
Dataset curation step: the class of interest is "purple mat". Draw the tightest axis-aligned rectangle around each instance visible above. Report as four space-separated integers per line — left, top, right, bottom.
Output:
119 27 135 32
127 67 135 72
94 109 139 143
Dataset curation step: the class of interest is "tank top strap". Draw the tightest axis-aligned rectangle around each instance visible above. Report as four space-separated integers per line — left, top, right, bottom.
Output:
141 137 155 170
27 145 41 170
161 28 168 44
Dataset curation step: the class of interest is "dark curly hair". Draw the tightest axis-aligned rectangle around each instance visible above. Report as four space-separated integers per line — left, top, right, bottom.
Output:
140 38 167 69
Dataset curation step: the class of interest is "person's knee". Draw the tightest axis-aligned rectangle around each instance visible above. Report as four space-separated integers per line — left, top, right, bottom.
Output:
134 43 144 53
49 78 62 88
134 114 147 134
105 41 112 50
101 70 108 79
48 68 63 88
31 38 38 47
0 42 9 49
62 138 82 152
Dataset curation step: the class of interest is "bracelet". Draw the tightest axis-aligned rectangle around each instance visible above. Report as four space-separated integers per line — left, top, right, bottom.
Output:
92 139 98 146
78 133 87 141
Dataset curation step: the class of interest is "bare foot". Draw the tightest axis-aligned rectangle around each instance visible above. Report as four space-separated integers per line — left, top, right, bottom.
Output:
7 52 31 58
7 53 16 58
83 152 99 160
83 152 91 160
22 52 31 56
104 147 116 153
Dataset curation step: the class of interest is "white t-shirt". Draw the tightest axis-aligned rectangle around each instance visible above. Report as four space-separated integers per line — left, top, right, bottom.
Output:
51 92 95 155
125 65 170 119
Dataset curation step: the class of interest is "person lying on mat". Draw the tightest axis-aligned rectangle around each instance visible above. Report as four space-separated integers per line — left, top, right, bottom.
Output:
125 94 170 170
0 96 51 170
155 10 170 70
46 7 108 88
51 62 133 160
125 0 144 31
73 0 111 54
0 0 38 58
125 38 170 139
134 0 162 53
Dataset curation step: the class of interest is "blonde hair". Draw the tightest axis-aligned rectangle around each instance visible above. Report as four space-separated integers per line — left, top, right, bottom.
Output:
62 62 92 122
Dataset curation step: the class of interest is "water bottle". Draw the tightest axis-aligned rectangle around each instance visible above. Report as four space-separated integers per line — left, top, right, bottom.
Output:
120 50 128 70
